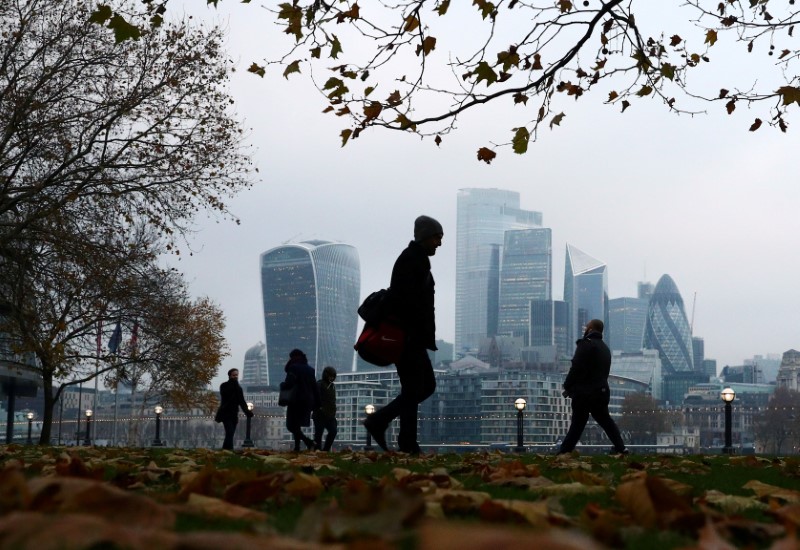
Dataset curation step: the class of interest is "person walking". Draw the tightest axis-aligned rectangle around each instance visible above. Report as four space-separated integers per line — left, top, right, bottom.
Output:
558 319 628 455
313 366 338 451
363 215 442 455
283 349 321 451
218 368 253 450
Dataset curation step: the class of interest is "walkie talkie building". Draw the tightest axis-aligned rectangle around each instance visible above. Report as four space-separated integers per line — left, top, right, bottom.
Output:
260 241 360 387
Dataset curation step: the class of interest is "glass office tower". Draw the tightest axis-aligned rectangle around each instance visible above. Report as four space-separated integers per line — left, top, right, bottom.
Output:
563 244 608 345
643 274 694 374
456 189 542 358
241 341 268 387
260 241 360 386
497 228 552 345
608 297 649 353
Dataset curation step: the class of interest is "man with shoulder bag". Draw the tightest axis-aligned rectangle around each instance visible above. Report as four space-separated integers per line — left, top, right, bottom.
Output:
362 215 442 455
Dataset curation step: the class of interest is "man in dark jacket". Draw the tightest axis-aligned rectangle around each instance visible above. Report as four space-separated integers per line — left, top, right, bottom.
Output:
218 368 253 450
558 319 628 455
363 215 442 455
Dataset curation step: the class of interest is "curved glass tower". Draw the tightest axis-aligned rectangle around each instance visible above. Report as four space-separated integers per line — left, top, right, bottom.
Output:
241 341 267 387
260 241 360 386
643 274 694 374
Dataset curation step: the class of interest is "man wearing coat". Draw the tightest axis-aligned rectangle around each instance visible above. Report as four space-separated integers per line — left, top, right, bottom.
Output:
218 368 253 450
363 215 442 455
558 319 628 455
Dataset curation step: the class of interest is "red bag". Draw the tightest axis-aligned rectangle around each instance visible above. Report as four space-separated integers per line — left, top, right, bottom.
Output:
354 320 405 366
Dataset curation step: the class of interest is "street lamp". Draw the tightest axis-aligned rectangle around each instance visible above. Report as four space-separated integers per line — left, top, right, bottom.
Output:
514 398 527 453
83 409 93 446
364 404 375 451
26 412 34 445
152 405 165 447
721 387 736 454
242 402 255 448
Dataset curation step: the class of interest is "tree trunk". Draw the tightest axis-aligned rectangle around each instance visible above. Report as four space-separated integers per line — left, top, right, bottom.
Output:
38 370 55 445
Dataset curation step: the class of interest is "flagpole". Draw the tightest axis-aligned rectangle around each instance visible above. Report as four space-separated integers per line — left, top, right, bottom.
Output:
93 321 100 442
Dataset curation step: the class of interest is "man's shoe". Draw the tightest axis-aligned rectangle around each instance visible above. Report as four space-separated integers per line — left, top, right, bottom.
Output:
398 443 422 456
362 417 389 451
610 448 630 456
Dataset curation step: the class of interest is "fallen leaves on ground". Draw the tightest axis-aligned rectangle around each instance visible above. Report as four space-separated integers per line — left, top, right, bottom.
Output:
1 445 800 548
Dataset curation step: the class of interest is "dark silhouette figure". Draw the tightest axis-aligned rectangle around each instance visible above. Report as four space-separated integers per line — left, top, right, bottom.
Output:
558 319 628 455
363 215 442 455
218 368 253 450
313 366 338 451
284 349 321 451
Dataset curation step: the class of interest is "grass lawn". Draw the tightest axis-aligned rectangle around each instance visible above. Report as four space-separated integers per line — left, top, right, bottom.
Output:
1 445 799 549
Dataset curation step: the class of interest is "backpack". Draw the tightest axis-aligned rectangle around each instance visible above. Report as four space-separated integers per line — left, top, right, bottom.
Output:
278 372 298 407
357 288 392 325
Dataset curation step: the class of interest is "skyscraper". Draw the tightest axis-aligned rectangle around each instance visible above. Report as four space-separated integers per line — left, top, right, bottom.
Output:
643 274 694 374
607 297 648 353
563 244 608 345
260 240 360 386
530 299 569 359
241 341 268 387
455 189 542 357
497 228 552 345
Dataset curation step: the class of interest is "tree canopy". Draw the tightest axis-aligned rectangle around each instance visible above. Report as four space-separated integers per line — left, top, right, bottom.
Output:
96 0 800 162
0 0 253 442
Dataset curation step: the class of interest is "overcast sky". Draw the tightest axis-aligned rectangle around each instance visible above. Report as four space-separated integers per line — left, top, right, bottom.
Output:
169 3 799 387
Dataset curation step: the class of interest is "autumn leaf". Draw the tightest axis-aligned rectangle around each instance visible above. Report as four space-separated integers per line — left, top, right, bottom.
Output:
89 5 113 24
363 101 383 121
558 0 573 13
777 86 800 107
474 0 496 20
282 60 300 79
386 90 402 106
310 46 321 59
749 118 762 131
395 113 417 130
474 61 498 86
705 29 718 46
550 112 566 128
660 63 676 80
404 15 420 32
247 63 265 77
531 53 543 70
435 0 451 16
417 36 437 57
330 35 343 59
434 135 442 146
477 147 496 164
607 91 619 102
511 127 529 154
636 85 653 97
278 2 303 41
340 129 353 146
108 15 141 43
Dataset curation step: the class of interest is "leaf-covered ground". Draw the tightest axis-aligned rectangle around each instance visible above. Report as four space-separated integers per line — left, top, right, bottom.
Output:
1 446 800 549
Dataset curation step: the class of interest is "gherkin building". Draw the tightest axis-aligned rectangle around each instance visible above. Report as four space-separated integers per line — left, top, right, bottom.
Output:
643 274 694 374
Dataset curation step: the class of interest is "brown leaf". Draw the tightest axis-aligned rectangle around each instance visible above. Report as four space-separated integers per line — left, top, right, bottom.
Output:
477 147 496 164
744 480 800 503
479 498 554 527
418 521 603 549
223 472 292 507
0 467 30 513
284 472 324 500
749 118 762 132
184 493 268 522
615 474 692 529
27 477 175 529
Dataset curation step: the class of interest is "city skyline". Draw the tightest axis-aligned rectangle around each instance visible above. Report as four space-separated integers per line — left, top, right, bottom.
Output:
166 2 799 387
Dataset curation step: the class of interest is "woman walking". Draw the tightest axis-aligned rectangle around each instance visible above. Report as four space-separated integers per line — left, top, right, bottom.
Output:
283 349 321 451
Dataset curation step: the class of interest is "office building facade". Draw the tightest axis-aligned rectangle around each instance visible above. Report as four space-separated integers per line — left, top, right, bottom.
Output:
607 297 648 354
643 274 694 375
497 228 552 345
455 188 542 357
241 341 268 387
530 299 570 360
260 240 360 385
563 244 608 345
